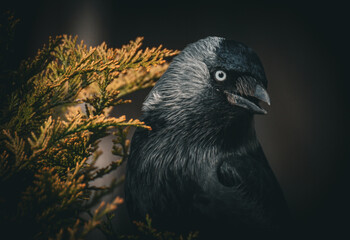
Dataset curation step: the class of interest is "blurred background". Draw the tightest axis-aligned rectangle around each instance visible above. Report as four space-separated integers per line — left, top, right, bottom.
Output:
2 0 349 238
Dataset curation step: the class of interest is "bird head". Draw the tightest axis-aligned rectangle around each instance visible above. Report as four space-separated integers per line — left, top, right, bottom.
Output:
142 37 270 125
206 38 270 115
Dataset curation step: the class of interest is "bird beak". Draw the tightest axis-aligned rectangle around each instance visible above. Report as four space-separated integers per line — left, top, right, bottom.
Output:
224 84 270 114
254 85 271 106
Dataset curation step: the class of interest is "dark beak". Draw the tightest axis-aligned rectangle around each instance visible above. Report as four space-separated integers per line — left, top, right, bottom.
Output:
225 84 270 114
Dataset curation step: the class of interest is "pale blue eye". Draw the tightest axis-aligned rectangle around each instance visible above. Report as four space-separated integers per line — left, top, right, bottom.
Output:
215 70 227 81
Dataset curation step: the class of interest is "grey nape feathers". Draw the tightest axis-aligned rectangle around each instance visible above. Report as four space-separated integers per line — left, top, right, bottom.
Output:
125 37 290 239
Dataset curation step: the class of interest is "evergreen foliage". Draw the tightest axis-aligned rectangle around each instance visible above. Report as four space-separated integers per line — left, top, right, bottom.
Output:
0 12 188 239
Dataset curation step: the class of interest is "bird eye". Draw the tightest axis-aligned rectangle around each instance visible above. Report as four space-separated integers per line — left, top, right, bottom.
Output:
214 70 227 82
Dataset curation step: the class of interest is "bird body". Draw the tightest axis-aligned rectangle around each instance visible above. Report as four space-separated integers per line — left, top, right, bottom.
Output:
125 37 290 239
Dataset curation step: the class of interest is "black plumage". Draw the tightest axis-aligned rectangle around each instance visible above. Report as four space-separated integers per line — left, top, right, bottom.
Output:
125 37 290 239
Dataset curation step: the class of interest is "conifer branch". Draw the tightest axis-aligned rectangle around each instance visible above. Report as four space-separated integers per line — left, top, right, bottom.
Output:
0 13 179 239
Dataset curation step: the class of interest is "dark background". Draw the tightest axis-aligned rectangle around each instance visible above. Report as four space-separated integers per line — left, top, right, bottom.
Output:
2 0 349 238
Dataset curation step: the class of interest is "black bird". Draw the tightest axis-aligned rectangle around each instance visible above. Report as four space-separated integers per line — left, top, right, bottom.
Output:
125 37 290 239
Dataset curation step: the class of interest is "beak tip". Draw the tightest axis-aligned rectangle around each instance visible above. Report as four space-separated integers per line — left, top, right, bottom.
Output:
255 85 270 106
260 108 268 115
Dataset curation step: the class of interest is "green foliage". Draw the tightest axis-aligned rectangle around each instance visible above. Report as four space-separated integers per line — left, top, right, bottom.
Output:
0 12 181 239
